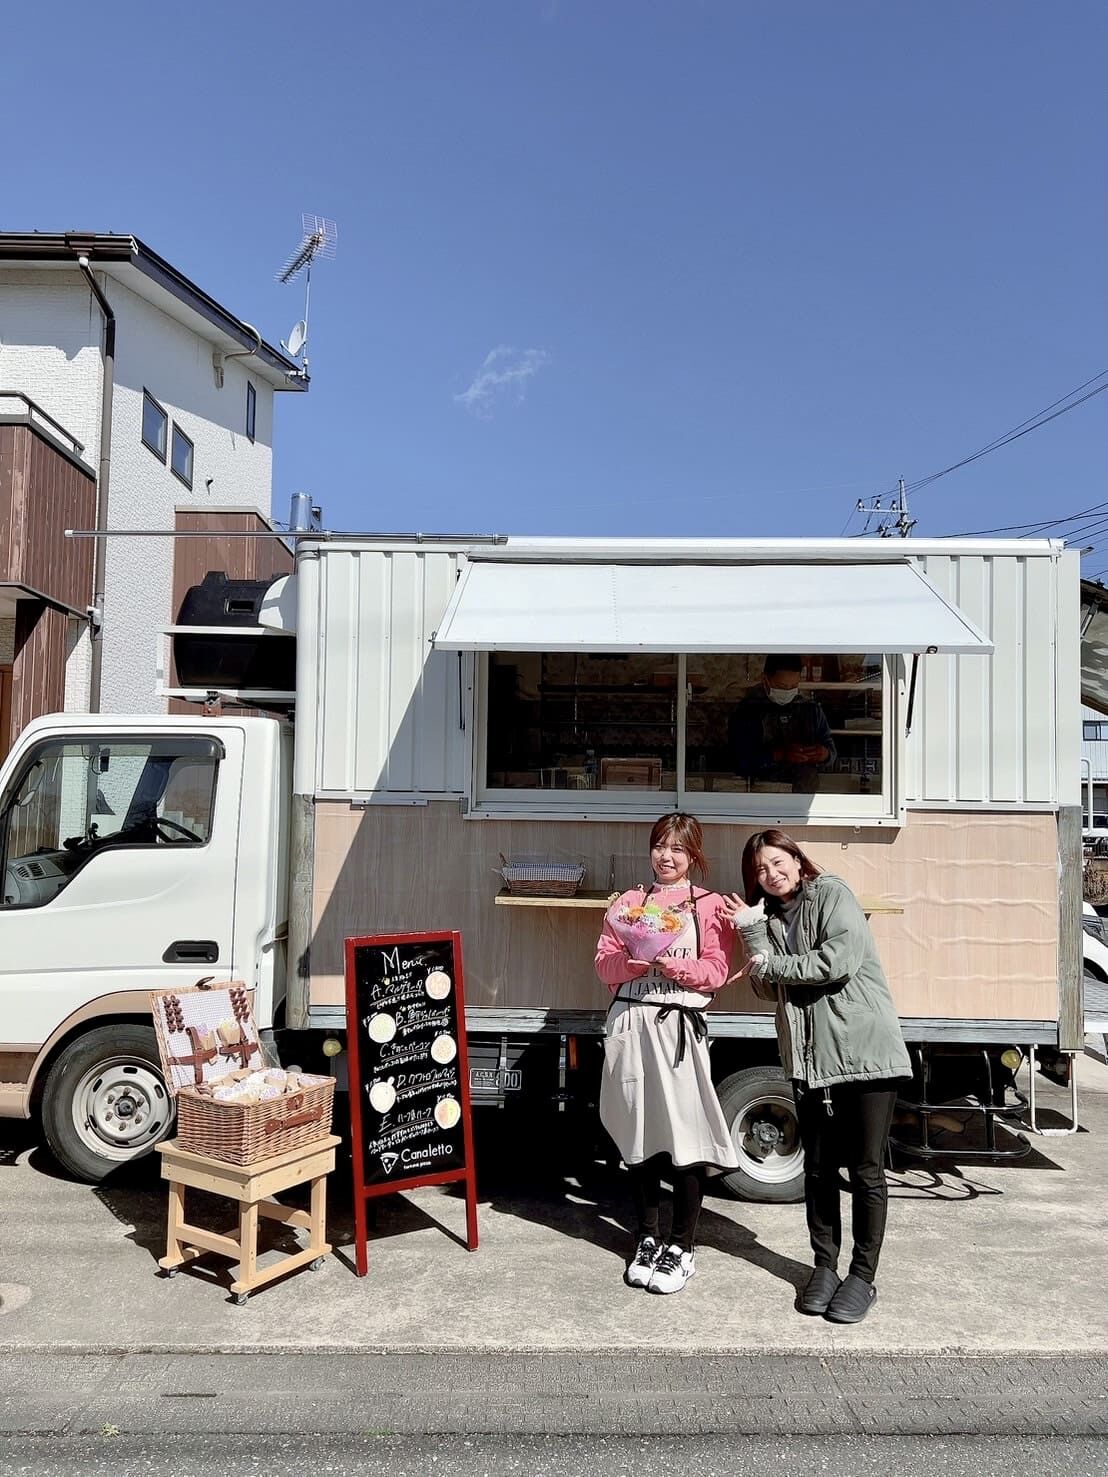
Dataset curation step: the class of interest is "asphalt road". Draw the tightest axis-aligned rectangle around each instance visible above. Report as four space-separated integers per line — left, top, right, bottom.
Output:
1 1433 1107 1477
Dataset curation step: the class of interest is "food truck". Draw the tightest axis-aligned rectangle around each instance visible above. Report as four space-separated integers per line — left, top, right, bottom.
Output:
0 535 1084 1192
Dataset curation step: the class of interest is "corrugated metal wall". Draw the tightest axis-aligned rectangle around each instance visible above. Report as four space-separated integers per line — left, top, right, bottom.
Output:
906 550 1076 807
311 545 1075 807
315 548 468 795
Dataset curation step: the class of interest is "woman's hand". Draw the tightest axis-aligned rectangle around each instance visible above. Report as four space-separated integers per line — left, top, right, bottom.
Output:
623 958 651 978
655 956 691 984
719 893 766 928
727 952 767 984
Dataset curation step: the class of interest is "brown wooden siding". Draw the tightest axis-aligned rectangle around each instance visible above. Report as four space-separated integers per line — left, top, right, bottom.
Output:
309 804 1061 1025
169 510 294 714
171 510 293 608
10 602 68 742
0 424 95 747
0 425 95 610
0 665 12 762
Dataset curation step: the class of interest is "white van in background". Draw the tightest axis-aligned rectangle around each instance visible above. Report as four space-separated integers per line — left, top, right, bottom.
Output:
1083 902 1108 981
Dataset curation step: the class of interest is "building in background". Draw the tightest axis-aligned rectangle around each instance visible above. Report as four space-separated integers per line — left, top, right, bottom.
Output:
0 232 306 748
1081 703 1108 827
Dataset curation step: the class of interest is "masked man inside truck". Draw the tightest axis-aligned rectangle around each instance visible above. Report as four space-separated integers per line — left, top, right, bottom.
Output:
728 656 836 793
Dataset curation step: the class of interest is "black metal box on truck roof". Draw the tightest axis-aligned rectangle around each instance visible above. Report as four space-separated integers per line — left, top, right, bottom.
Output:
174 571 296 694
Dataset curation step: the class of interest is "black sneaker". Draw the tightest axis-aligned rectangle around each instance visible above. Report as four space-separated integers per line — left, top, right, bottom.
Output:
825 1273 877 1323
624 1235 661 1289
798 1265 841 1316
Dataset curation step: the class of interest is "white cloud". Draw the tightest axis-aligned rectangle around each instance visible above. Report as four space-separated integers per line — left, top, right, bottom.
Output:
455 345 550 419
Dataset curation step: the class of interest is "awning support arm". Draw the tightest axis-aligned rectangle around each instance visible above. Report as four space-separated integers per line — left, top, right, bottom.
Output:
904 647 937 736
905 654 920 735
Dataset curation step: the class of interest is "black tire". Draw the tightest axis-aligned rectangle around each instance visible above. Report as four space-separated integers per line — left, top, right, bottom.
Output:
716 1065 805 1204
41 1024 175 1183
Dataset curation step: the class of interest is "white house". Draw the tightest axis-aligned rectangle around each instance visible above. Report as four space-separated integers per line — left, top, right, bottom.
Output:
1081 704 1108 826
0 232 306 726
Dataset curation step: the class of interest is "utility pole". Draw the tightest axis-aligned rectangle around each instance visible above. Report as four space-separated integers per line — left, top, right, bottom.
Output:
855 478 917 538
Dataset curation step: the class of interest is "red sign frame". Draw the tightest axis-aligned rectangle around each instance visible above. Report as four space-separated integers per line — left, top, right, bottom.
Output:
344 930 478 1276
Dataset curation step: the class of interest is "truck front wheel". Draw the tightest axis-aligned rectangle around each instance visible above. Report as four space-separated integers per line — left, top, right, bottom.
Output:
41 1025 175 1183
717 1065 805 1204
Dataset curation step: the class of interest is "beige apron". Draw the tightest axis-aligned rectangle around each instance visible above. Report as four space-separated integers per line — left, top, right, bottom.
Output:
599 896 739 1174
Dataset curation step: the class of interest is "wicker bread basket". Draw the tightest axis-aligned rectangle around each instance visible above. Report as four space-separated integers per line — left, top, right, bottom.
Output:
175 1078 335 1165
150 983 334 1165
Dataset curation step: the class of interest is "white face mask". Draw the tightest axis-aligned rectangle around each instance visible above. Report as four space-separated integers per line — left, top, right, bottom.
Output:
766 685 799 706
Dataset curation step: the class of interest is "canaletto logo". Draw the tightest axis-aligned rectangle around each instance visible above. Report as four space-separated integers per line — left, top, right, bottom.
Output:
380 1152 400 1175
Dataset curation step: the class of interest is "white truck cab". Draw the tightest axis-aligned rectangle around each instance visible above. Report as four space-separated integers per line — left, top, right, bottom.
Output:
0 713 289 1180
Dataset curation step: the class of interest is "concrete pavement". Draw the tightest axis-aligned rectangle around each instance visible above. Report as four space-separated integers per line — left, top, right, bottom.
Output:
1 1352 1107 1438
1 1052 1107 1359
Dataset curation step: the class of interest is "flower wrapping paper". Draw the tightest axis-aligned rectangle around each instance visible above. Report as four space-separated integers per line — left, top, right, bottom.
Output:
606 899 685 963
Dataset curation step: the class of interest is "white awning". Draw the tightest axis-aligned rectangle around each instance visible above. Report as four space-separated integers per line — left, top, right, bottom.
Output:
432 560 993 654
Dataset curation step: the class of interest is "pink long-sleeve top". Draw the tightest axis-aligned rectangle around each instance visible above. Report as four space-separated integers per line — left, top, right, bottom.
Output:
594 886 733 995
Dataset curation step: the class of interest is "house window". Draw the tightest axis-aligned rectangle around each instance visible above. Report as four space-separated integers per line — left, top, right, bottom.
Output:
480 651 889 818
141 391 167 461
1084 721 1108 741
246 382 257 442
170 425 194 489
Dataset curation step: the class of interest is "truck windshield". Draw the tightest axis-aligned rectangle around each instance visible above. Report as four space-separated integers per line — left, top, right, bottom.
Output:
0 734 222 909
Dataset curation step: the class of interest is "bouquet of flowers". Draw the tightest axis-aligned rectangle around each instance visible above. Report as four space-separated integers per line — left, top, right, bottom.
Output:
606 898 685 963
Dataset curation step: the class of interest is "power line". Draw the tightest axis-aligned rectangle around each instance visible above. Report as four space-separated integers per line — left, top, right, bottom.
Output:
851 370 1108 540
946 498 1108 538
906 372 1108 497
1063 514 1108 538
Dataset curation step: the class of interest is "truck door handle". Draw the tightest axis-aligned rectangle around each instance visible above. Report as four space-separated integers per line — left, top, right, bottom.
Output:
163 940 220 963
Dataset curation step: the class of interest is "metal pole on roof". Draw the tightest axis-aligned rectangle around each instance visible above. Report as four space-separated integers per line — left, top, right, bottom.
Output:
895 478 917 538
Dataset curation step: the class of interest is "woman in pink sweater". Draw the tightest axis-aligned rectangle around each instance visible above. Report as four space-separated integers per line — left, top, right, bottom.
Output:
595 812 738 1295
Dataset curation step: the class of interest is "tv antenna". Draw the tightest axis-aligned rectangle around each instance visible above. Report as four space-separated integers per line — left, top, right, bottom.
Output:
276 213 337 375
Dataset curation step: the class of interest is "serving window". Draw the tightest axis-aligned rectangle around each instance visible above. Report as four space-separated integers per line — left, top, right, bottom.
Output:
477 650 895 821
684 653 884 798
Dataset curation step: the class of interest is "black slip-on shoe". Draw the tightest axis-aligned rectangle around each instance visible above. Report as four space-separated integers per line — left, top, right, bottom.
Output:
824 1272 877 1323
797 1265 841 1316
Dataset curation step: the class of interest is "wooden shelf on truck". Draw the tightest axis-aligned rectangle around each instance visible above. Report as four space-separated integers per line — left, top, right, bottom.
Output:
494 889 903 915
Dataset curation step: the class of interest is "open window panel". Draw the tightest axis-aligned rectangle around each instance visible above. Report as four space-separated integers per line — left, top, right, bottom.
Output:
475 650 904 824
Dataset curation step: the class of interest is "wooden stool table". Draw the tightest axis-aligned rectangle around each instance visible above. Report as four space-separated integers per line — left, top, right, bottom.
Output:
156 1135 341 1303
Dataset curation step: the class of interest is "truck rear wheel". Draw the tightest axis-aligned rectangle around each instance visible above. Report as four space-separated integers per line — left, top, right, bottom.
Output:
717 1065 805 1204
41 1025 175 1183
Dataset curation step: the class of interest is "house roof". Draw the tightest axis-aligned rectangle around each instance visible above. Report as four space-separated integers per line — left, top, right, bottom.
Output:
0 233 307 392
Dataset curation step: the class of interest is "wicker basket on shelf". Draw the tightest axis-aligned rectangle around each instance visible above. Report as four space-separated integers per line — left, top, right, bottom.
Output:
499 856 587 898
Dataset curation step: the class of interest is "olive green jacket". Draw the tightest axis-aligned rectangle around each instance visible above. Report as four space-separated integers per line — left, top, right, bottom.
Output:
739 873 912 1089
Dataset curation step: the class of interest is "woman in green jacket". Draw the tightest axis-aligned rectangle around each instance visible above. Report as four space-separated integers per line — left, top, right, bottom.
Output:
721 829 911 1325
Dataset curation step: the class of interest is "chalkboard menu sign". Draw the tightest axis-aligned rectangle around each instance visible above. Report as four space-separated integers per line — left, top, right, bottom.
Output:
344 931 477 1275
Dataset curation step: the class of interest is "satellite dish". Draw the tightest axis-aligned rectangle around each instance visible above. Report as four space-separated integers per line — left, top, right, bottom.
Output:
283 320 308 358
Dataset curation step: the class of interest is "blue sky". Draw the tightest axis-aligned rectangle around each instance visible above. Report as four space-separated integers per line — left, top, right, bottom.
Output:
6 2 1106 561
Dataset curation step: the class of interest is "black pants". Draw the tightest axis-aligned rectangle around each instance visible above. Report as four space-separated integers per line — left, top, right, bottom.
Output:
795 1080 899 1283
628 1154 705 1251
